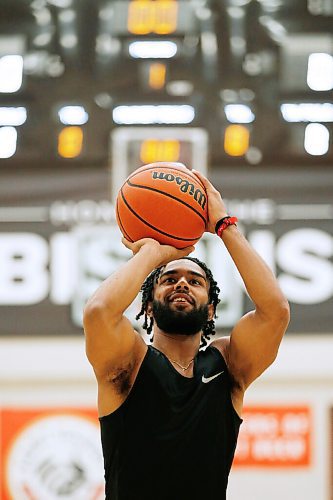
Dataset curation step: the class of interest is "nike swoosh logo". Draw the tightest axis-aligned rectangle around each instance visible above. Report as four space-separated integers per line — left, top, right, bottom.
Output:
202 371 224 384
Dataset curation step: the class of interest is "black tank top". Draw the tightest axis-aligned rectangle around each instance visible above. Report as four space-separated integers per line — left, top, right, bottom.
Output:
100 345 242 500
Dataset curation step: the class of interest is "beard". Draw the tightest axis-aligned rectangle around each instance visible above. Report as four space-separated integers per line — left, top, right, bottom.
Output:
152 299 209 336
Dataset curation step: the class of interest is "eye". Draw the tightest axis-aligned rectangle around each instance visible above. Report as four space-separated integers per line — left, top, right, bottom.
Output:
163 277 176 283
190 279 201 285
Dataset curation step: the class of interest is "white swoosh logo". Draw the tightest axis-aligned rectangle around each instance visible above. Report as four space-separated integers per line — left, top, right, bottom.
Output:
202 371 224 384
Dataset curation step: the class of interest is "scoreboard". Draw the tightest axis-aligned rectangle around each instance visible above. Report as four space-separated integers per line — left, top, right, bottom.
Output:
109 0 198 36
110 126 208 202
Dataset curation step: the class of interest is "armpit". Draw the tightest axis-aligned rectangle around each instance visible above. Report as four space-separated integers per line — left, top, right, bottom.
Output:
107 365 133 395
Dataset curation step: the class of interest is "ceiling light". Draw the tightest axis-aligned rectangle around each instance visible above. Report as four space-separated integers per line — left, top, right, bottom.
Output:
307 53 333 91
33 33 52 47
129 41 178 59
167 81 194 96
96 35 121 56
280 103 333 122
94 93 113 109
0 127 17 158
47 0 72 7
98 5 114 21
0 107 27 126
113 105 195 125
34 8 52 26
58 106 88 125
0 56 23 93
304 123 329 155
225 104 255 123
59 9 76 23
60 34 78 48
201 32 217 56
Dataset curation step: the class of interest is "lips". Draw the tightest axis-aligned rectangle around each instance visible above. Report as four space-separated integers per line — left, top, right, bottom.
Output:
168 293 194 305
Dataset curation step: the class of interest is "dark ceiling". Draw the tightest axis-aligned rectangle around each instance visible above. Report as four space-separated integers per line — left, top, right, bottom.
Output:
0 0 332 169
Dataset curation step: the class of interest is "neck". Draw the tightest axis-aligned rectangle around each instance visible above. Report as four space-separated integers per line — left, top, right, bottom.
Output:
152 329 201 365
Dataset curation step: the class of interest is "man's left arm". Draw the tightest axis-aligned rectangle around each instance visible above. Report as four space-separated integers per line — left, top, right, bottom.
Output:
216 224 290 391
192 170 290 392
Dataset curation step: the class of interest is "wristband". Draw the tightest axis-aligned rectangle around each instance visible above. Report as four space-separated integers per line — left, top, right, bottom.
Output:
215 216 238 237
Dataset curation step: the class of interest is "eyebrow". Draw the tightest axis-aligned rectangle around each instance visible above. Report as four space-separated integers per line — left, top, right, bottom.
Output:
159 269 207 282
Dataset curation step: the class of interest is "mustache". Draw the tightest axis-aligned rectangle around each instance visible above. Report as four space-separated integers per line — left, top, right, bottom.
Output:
152 299 209 336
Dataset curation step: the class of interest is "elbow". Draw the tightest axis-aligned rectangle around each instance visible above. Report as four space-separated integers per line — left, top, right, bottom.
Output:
259 297 290 332
83 297 121 330
280 298 290 322
83 298 108 329
275 298 290 333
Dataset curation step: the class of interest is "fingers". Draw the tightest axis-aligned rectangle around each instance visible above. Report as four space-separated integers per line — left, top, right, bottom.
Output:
121 237 135 250
179 245 195 257
192 169 216 193
121 237 129 246
192 169 209 186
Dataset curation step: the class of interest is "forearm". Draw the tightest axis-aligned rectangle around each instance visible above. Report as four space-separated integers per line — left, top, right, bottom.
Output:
86 246 161 317
220 225 288 315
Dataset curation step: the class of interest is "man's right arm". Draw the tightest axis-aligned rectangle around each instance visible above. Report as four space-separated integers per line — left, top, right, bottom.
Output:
83 238 194 380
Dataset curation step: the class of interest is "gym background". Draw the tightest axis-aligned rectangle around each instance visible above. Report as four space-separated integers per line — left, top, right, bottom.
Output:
0 1 332 499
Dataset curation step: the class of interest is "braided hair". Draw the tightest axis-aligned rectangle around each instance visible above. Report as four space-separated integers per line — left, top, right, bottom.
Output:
135 257 221 349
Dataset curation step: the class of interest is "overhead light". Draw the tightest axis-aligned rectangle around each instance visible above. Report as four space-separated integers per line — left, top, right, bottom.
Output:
60 34 78 48
113 105 195 125
307 53 333 91
148 63 167 90
58 106 88 125
195 6 212 20
48 0 72 7
98 4 114 22
227 6 245 19
201 32 218 56
0 107 27 126
304 123 329 155
280 103 333 122
129 41 177 59
94 93 113 109
34 8 52 26
96 34 121 56
0 127 17 158
33 33 52 47
0 56 23 93
58 126 83 158
167 81 194 96
224 124 250 156
58 9 76 23
225 104 255 123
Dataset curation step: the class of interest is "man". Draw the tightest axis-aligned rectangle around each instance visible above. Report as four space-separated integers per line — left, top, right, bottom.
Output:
83 170 290 500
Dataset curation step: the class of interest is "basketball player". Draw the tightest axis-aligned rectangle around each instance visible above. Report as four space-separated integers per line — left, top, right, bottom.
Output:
83 170 290 500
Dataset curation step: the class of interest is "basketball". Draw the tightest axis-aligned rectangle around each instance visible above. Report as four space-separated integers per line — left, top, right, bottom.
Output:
116 162 208 248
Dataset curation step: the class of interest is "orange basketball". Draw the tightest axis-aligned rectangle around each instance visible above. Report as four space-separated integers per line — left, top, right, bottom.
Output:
116 162 208 248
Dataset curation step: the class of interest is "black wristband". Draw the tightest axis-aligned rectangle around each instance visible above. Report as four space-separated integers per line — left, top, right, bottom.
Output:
215 216 230 234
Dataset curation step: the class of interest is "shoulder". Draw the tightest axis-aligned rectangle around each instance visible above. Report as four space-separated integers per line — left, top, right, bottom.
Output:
210 336 230 360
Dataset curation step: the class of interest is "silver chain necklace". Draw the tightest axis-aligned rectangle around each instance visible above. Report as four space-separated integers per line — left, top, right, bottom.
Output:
169 358 194 371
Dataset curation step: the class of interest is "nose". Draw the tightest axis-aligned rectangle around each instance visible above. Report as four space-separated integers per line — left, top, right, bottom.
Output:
175 277 189 290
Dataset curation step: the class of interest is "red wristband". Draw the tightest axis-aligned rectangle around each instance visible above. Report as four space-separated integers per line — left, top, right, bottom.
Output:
215 216 238 237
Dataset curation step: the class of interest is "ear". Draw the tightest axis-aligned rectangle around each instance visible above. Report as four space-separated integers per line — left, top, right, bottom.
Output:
146 301 153 317
208 303 215 322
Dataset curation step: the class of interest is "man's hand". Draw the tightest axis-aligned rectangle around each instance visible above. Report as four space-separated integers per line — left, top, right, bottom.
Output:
192 170 228 233
121 237 195 266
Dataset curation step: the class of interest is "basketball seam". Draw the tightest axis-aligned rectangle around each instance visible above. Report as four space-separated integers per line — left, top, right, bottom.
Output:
120 188 202 242
126 165 207 192
126 180 207 226
116 198 133 242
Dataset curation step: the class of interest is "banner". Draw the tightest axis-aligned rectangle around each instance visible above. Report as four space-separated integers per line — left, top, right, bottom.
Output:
234 406 312 468
0 165 332 336
1 407 104 500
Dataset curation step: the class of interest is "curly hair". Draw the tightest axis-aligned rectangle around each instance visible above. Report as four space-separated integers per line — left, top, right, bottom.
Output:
135 257 221 349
